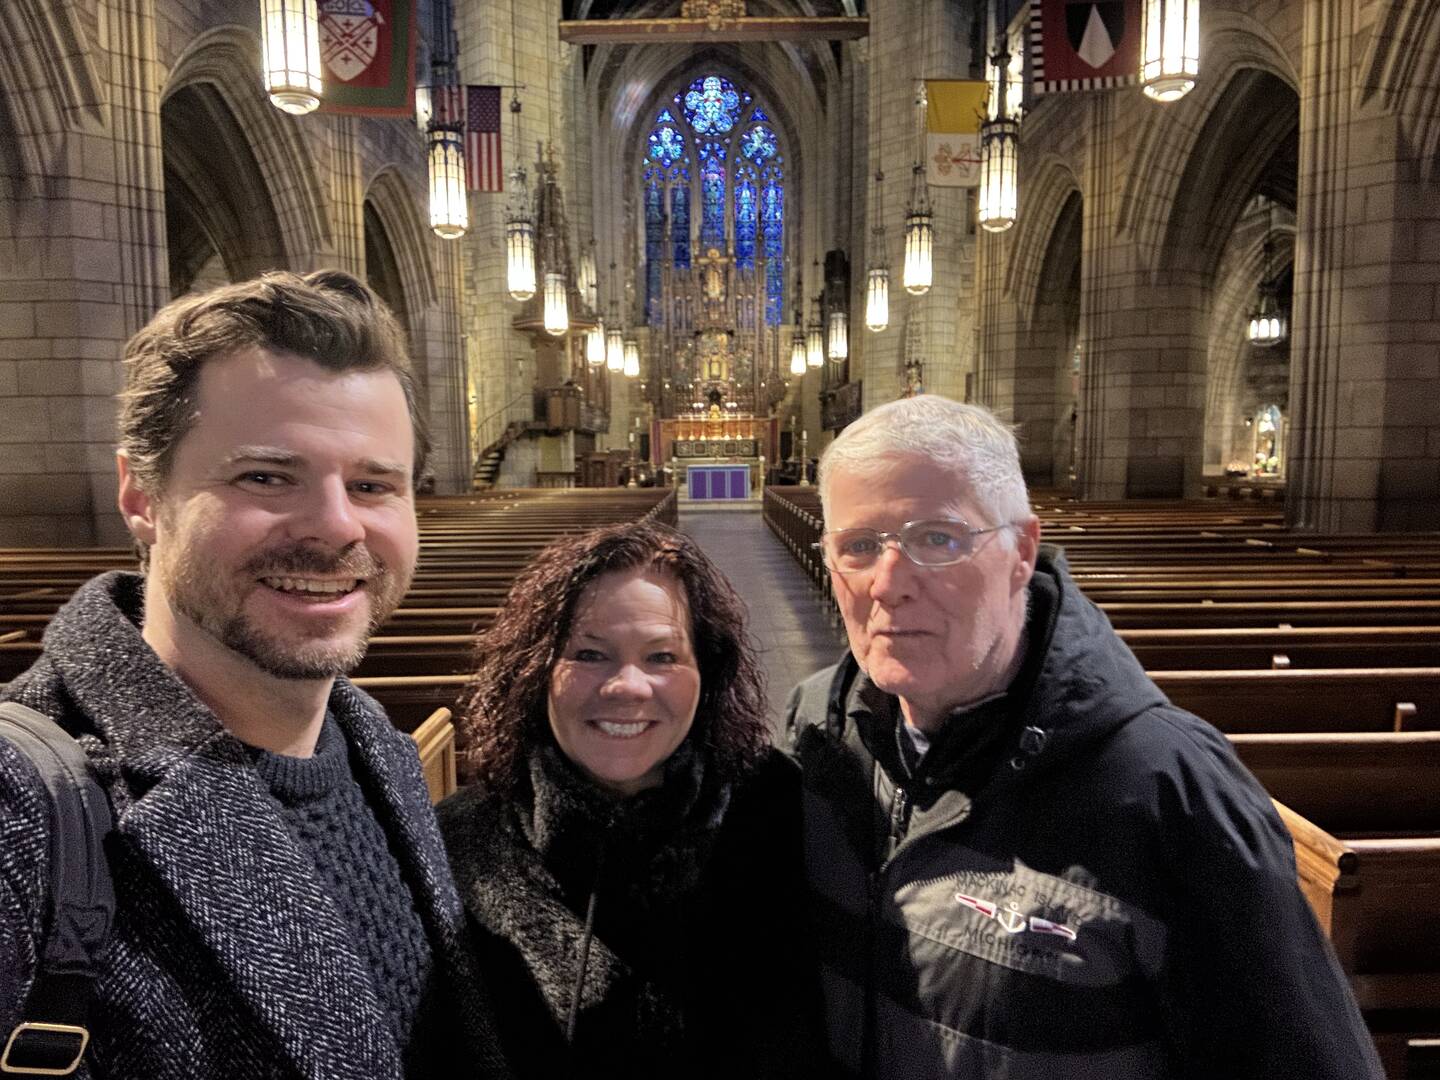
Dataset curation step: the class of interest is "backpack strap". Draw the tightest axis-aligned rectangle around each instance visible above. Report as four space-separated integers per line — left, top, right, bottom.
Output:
0 702 114 1077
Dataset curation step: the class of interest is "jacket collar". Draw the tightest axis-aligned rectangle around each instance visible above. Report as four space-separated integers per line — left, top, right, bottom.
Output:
839 546 1165 794
42 572 446 1080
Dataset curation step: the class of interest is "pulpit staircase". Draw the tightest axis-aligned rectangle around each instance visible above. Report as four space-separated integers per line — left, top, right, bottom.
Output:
473 420 529 490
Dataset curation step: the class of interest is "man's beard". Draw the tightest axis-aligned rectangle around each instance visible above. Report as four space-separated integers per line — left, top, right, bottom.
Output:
165 541 409 680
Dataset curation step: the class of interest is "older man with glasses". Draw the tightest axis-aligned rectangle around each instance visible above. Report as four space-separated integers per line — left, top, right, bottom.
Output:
784 395 1380 1080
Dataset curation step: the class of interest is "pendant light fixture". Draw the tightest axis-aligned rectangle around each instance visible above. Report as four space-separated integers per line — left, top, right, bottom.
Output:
828 310 849 361
424 24 467 240
806 294 824 369
606 264 625 372
902 163 933 295
978 3 1019 233
260 0 322 115
587 319 606 366
504 95 537 299
866 171 890 333
1141 0 1201 102
1247 200 1287 347
623 337 641 378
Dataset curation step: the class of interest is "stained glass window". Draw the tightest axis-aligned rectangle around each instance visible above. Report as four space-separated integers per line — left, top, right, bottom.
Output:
734 169 757 270
641 76 783 328
762 172 784 326
701 153 726 246
645 167 665 322
740 125 777 163
648 125 685 167
671 170 691 269
679 75 747 135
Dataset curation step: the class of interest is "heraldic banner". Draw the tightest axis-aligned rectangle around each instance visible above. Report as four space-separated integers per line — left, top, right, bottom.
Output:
318 0 416 115
1030 0 1139 95
925 80 988 188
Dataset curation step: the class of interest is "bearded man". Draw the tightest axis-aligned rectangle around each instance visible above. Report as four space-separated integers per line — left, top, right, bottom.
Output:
0 272 508 1080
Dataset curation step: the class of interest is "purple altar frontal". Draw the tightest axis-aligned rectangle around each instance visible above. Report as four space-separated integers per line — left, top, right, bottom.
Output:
686 464 751 500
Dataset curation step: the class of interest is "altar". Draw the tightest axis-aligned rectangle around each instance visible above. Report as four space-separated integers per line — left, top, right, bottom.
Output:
686 464 752 501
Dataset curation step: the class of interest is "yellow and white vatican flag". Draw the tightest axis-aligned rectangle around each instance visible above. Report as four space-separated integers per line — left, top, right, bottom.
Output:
924 80 989 188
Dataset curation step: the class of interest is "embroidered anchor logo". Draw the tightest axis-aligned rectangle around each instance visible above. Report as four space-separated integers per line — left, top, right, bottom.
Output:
954 891 1079 942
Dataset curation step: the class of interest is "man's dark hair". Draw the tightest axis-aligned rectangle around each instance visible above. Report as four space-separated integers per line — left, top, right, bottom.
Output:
457 521 770 793
119 269 430 493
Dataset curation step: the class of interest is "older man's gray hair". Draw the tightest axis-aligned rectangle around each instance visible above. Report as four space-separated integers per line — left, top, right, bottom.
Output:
817 396 1032 541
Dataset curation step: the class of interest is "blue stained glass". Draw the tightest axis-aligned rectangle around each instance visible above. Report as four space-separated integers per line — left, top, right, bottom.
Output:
645 171 665 323
701 155 725 246
750 107 769 121
699 140 727 161
682 75 746 135
657 108 675 123
672 180 691 269
740 125 777 162
762 176 784 326
647 125 685 166
734 178 757 269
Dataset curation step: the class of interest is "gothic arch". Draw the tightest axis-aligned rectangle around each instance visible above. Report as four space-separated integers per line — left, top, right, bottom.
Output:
1006 154 1081 329
1117 12 1299 271
1155 68 1298 286
364 167 439 331
1354 0 1440 182
163 26 333 269
0 0 104 189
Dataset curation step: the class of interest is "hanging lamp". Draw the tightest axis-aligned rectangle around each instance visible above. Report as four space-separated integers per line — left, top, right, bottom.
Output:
587 319 607 366
902 163 933 295
828 310 849 361
606 266 625 371
978 13 1019 234
260 0 322 115
806 295 824 369
1141 0 1201 102
1247 202 1287 347
866 173 891 333
504 95 536 299
623 337 641 378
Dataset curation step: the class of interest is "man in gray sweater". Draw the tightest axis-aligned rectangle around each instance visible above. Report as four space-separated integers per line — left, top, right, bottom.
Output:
0 271 507 1079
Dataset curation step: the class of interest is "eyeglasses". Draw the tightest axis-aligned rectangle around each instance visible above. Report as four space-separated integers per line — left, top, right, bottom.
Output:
812 518 1013 574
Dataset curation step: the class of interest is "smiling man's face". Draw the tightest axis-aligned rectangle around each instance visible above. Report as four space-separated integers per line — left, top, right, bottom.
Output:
825 454 1038 730
119 346 419 681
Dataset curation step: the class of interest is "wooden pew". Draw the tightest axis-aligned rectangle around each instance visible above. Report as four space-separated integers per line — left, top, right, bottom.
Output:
1276 800 1440 1078
410 707 458 805
1151 668 1440 733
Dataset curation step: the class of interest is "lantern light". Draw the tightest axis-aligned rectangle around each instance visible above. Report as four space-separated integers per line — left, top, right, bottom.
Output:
505 168 537 301
806 318 824 369
623 338 641 378
543 271 569 336
977 118 1020 233
902 165 933 296
1141 0 1201 103
790 332 807 376
828 310 849 361
427 129 468 239
587 320 606 366
260 0 322 116
866 267 890 332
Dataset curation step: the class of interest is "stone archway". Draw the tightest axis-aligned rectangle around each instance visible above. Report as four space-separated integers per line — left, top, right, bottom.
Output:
161 82 289 295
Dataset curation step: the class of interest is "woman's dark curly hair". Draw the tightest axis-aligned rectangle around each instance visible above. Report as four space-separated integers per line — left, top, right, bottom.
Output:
456 520 770 794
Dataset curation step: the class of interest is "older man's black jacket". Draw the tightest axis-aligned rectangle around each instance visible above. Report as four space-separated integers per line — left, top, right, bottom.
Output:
784 547 1382 1080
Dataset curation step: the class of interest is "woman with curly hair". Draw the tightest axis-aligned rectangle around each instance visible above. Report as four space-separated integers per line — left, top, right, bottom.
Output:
437 521 822 1079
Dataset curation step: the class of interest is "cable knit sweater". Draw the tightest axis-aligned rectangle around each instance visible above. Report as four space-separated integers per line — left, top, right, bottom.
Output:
438 740 826 1080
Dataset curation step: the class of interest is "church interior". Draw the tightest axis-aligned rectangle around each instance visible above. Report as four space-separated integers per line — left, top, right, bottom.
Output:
2 0 1440 1073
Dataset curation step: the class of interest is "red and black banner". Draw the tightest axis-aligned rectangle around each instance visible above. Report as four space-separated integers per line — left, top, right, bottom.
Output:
1030 0 1139 95
317 0 416 116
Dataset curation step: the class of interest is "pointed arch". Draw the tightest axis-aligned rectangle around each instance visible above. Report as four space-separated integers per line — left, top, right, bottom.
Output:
163 26 333 268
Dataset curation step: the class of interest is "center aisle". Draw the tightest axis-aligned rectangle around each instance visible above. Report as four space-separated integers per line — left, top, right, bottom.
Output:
678 502 843 734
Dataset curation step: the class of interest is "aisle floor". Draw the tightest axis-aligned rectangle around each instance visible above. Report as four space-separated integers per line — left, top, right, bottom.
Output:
678 503 844 735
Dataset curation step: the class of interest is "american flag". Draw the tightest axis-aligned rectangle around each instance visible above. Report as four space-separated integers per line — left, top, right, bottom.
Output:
432 85 503 192
465 86 504 192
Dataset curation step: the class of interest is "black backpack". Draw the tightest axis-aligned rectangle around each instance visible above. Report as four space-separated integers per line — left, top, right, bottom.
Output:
0 702 114 1077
